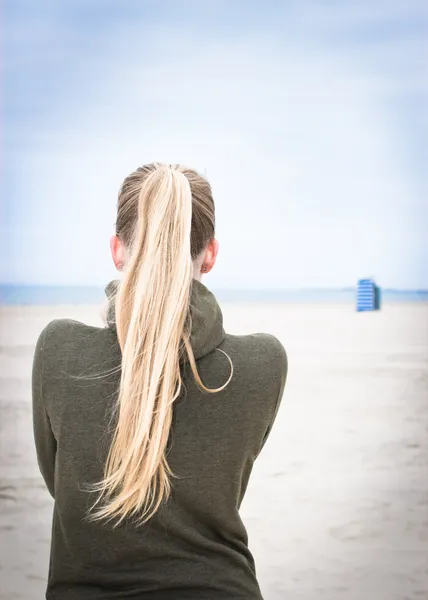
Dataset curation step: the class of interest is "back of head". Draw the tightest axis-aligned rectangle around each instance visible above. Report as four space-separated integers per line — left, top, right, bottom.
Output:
91 163 218 525
116 163 215 259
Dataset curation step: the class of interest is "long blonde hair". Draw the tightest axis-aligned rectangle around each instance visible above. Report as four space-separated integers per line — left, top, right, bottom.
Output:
91 163 231 525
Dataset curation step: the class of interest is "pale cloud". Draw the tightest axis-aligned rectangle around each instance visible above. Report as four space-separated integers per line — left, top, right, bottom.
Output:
4 1 427 288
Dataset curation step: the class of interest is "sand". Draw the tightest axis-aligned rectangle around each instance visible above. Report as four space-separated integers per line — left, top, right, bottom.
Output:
0 301 427 600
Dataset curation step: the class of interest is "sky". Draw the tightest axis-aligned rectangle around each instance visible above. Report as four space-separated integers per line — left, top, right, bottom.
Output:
2 0 427 289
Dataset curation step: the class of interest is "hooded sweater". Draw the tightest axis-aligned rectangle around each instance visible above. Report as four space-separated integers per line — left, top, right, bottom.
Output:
32 279 287 600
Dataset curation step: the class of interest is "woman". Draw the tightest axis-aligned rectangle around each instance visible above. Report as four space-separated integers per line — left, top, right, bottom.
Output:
33 163 288 600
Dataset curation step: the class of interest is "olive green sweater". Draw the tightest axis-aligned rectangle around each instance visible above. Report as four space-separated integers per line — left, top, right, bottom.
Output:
32 279 287 600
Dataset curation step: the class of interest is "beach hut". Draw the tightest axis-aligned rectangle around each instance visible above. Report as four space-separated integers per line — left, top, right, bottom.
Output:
356 278 381 311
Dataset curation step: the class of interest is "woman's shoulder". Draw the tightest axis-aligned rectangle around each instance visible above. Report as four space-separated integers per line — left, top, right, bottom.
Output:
224 331 286 356
222 331 287 375
34 318 118 388
37 318 102 343
35 318 114 361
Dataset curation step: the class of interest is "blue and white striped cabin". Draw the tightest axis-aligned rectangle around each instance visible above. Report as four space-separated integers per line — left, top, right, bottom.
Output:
356 278 381 311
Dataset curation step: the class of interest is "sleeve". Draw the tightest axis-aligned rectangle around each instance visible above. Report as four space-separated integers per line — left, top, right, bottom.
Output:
32 325 57 498
259 337 288 452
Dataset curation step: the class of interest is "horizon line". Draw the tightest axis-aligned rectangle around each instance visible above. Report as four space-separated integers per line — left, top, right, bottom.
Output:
1 283 427 294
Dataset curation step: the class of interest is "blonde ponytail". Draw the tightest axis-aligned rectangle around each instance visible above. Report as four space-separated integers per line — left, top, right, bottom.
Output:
91 166 195 524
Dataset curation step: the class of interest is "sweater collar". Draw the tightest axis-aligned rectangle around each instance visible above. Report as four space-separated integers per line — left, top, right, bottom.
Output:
105 279 225 361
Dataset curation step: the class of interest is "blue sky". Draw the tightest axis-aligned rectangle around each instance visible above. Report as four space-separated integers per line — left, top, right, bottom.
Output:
2 0 427 289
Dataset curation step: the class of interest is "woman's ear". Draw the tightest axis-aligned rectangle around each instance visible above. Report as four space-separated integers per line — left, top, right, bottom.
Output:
110 235 125 271
201 238 219 275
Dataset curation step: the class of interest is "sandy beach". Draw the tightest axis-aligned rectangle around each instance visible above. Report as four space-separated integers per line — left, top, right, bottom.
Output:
0 301 427 600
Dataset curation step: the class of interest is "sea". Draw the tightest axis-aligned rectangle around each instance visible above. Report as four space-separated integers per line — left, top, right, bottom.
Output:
1 285 427 306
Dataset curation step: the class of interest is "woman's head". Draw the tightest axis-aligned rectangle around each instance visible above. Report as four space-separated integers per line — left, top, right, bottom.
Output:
110 163 219 280
91 163 229 526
